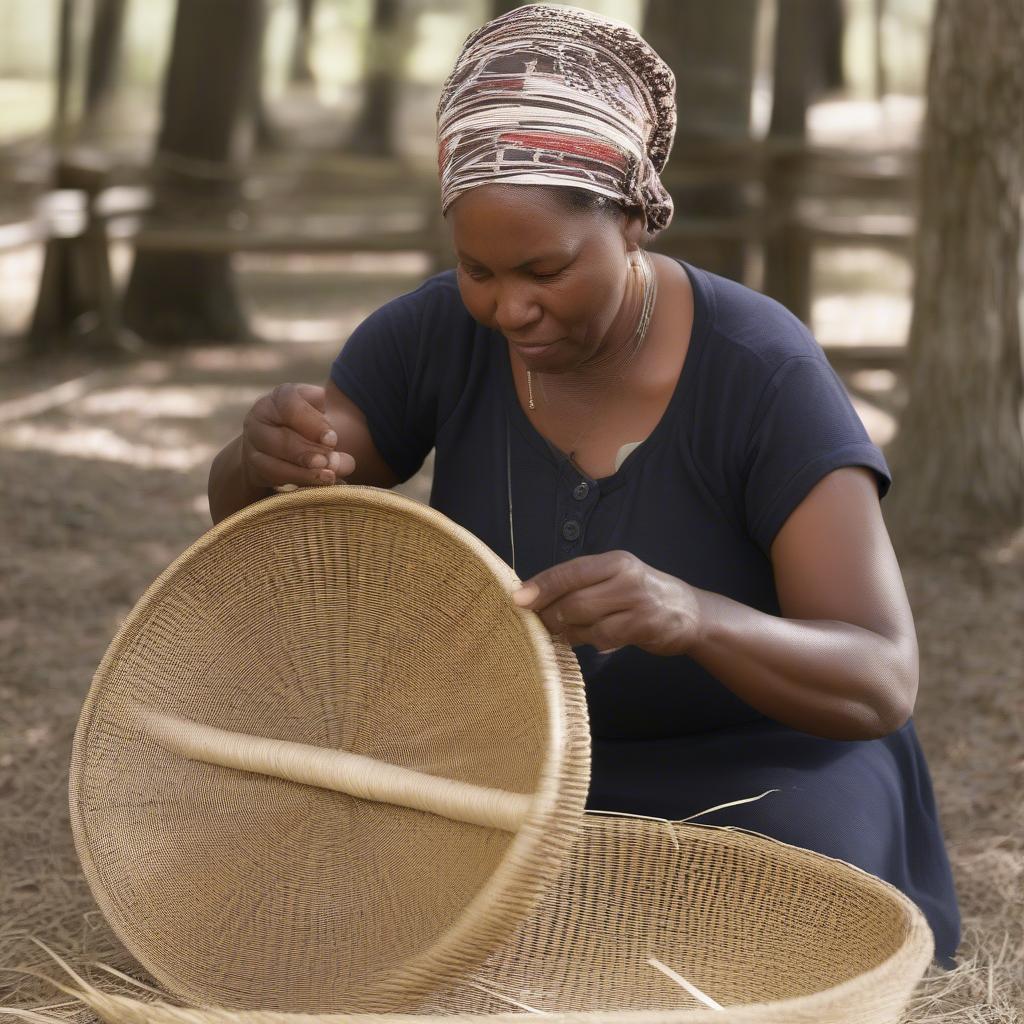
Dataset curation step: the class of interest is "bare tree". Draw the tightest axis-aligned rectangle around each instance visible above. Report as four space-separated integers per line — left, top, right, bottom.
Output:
82 0 128 131
122 0 265 344
761 0 820 320
27 0 128 356
347 0 403 157
643 0 759 283
289 0 317 86
885 0 1023 548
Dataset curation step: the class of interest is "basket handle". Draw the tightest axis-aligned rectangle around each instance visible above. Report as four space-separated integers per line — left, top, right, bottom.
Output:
136 707 532 832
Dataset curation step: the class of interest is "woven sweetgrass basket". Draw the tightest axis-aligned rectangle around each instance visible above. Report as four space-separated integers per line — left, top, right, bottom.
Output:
68 486 933 1024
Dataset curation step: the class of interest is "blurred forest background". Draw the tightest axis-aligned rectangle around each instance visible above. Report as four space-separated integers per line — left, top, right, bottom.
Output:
0 1 1021 1022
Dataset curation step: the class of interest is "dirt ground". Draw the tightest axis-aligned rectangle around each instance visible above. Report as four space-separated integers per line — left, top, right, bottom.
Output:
0 264 1021 1022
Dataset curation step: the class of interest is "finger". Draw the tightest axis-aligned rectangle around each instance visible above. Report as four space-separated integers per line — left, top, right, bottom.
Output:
512 552 632 610
560 610 635 652
293 382 326 413
247 448 337 489
270 383 337 447
246 419 342 474
329 450 356 477
535 579 632 637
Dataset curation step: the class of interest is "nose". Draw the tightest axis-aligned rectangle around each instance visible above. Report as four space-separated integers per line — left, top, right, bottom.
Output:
493 281 542 336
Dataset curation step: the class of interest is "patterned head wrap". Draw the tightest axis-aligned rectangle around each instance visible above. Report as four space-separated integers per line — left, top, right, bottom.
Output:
435 3 676 237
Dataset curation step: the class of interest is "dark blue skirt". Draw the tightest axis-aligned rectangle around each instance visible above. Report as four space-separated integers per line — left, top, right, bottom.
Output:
586 716 961 969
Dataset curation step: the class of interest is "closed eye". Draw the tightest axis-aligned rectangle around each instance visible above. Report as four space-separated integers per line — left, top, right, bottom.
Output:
458 264 566 282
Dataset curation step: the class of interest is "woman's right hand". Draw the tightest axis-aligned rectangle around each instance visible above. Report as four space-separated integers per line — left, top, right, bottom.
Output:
241 383 356 490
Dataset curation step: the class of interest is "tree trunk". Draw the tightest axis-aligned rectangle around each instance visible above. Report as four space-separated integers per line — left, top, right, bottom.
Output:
885 0 1023 550
26 0 75 356
257 0 318 150
289 0 317 85
768 0 812 139
347 0 403 158
872 0 888 101
769 0 845 129
82 0 128 130
26 0 132 357
122 0 265 345
762 0 812 321
643 0 759 283
819 0 845 93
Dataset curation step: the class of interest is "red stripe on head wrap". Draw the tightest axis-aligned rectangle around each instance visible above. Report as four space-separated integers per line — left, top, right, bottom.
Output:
497 131 626 167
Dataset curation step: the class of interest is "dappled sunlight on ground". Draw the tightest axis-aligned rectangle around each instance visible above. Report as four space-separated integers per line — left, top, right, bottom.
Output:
237 251 430 276
178 345 294 374
2 420 218 471
77 384 264 419
249 311 371 344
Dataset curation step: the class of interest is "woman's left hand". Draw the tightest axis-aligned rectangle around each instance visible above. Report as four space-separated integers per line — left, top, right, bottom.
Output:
511 551 703 656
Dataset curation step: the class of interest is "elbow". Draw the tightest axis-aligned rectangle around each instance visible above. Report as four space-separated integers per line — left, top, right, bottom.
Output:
865 636 918 738
868 700 913 739
853 698 910 740
890 676 917 732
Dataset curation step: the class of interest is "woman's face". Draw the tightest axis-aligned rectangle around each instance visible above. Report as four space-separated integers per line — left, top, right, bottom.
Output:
447 184 644 374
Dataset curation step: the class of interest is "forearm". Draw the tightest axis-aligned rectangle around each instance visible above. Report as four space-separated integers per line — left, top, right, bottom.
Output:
688 589 915 741
208 434 273 525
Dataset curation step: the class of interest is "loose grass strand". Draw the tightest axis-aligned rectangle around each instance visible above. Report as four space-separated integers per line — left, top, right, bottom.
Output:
646 959 723 1012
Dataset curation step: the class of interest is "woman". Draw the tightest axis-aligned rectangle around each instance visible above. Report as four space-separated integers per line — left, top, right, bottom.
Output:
208 4 960 968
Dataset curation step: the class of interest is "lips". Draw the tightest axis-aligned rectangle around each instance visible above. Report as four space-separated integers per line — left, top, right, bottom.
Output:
509 337 562 350
511 341 560 365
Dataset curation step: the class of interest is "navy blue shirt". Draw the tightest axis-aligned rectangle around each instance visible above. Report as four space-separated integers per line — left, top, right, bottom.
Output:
331 260 960 967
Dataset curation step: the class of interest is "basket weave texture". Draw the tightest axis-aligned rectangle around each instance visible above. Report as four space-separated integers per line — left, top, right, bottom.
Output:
419 814 934 1022
68 486 933 1023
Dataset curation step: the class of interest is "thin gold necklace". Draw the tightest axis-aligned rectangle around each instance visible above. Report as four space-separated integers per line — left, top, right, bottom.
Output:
526 247 656 411
525 249 657 469
507 252 658 575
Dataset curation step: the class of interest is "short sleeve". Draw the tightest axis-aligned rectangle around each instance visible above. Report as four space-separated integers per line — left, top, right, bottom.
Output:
329 283 442 483
743 355 891 555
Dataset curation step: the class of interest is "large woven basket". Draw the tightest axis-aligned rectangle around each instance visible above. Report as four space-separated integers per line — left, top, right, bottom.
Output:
68 486 933 1024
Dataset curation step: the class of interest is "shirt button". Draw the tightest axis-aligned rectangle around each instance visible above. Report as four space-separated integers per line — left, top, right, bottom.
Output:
562 519 581 542
572 482 589 501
